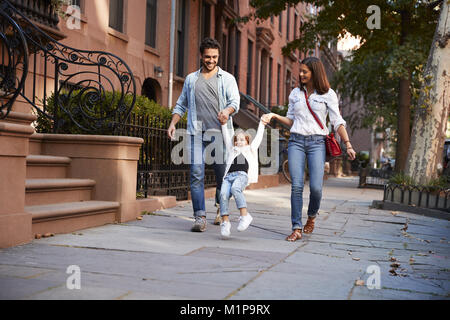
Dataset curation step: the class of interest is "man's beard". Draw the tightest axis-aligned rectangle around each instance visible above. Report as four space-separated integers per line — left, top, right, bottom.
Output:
202 60 217 71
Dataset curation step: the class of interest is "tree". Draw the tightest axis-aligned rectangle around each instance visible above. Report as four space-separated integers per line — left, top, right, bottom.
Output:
247 0 439 172
404 0 450 185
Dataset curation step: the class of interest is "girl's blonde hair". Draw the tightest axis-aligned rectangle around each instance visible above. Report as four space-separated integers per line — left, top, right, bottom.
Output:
233 129 251 145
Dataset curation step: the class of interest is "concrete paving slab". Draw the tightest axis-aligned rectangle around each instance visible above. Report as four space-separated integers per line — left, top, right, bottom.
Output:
0 177 448 300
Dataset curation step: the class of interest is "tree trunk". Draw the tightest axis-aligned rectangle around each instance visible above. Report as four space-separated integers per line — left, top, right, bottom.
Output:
396 77 412 172
395 10 412 172
404 0 450 185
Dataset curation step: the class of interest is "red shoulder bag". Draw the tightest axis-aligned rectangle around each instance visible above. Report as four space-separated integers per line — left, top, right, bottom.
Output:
303 90 342 157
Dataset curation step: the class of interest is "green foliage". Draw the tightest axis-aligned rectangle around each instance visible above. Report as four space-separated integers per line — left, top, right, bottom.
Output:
247 0 439 134
389 172 450 190
427 175 450 190
270 103 288 117
389 172 416 186
34 90 179 134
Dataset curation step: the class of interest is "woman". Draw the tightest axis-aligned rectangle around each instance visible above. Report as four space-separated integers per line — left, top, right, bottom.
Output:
261 57 356 242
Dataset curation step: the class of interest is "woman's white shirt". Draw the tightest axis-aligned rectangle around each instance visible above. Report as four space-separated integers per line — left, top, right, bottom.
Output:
286 87 346 136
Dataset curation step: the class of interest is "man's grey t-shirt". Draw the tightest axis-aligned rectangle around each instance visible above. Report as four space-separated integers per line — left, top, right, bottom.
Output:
195 73 221 131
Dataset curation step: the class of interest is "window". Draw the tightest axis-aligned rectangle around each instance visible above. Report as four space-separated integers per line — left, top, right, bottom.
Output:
234 31 241 82
201 2 211 40
176 0 187 77
70 0 81 8
285 69 291 103
286 6 290 40
109 0 124 32
294 13 298 40
145 0 157 48
247 39 253 96
268 57 273 106
278 12 282 33
277 64 281 105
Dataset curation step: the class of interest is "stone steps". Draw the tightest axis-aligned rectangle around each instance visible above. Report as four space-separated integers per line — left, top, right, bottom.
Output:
27 201 120 235
26 155 71 179
25 178 96 206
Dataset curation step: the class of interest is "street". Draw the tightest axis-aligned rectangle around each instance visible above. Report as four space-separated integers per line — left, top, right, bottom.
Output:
0 177 449 300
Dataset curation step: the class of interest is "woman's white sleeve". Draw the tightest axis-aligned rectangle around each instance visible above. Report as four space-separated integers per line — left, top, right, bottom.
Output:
327 89 346 131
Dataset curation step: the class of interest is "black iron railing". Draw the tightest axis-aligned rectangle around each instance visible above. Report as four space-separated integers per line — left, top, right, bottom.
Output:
9 0 59 30
240 92 290 139
359 167 394 189
0 0 136 134
384 183 450 212
115 113 217 200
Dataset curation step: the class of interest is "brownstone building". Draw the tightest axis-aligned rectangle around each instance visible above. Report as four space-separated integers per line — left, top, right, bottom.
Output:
0 0 341 248
60 0 339 125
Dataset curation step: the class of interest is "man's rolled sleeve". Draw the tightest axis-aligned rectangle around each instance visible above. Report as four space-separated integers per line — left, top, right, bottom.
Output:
225 76 240 116
172 80 188 117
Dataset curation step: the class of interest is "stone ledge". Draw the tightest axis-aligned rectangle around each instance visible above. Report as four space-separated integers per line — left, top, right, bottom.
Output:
371 200 450 221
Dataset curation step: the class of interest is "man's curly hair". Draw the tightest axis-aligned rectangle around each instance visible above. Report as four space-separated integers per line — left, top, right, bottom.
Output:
200 38 221 55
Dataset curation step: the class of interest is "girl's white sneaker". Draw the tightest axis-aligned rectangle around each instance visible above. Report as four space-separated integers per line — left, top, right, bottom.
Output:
220 221 231 237
237 213 253 231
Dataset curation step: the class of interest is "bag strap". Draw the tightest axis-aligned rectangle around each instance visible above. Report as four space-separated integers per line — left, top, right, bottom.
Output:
303 89 325 130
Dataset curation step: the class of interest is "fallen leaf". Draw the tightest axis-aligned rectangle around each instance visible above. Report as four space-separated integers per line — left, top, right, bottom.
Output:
137 216 143 220
390 257 397 262
43 233 53 238
35 234 42 239
417 253 428 257
352 257 360 261
355 280 365 286
409 258 415 264
389 269 398 276
391 211 399 216
390 263 400 268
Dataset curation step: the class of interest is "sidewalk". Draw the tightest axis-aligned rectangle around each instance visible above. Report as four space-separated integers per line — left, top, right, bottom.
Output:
0 177 449 300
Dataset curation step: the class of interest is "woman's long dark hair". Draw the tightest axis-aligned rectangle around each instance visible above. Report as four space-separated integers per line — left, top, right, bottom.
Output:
299 57 330 95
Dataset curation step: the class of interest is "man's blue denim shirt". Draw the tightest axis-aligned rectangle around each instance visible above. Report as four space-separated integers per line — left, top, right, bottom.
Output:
172 67 240 136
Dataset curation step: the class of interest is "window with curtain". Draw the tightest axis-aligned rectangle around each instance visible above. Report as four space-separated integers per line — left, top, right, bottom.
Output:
246 39 253 96
109 0 124 33
145 0 157 48
176 0 187 77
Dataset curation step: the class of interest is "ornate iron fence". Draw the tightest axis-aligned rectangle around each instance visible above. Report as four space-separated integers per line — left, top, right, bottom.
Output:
0 0 135 134
384 183 450 212
115 113 217 200
359 167 394 189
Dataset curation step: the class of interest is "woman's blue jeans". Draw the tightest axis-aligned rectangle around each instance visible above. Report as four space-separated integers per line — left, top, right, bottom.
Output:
288 133 326 230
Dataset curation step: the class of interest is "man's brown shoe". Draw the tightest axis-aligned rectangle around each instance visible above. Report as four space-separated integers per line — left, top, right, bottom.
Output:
213 208 222 225
191 216 207 232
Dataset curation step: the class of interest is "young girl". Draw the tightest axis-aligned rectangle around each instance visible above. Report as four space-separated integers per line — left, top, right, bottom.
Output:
262 57 356 242
219 120 266 237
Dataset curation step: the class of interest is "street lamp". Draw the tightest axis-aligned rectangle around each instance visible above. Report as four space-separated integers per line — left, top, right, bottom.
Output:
154 66 163 78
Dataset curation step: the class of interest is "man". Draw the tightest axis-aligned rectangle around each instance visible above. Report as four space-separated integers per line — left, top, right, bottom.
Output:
168 38 240 232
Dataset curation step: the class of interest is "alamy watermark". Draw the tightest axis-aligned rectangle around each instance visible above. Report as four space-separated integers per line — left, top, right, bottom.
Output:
64 5 82 30
170 124 280 175
367 5 381 30
366 265 381 289
66 265 81 290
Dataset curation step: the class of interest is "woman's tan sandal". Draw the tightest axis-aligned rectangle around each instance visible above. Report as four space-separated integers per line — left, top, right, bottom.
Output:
286 229 302 242
303 217 316 234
